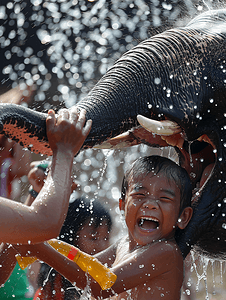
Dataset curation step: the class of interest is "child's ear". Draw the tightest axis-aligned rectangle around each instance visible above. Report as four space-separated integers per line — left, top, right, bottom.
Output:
177 207 193 230
119 198 125 211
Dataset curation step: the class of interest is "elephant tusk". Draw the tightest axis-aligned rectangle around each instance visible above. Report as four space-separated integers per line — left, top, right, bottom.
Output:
93 131 140 149
137 115 181 136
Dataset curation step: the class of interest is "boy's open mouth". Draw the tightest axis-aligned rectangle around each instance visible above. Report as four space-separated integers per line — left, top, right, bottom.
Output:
138 217 159 230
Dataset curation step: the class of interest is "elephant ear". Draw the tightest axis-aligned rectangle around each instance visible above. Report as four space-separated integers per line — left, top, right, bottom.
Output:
175 119 226 259
176 173 226 259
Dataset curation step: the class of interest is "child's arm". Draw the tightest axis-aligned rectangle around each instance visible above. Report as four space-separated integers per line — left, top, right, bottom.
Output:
14 239 179 299
0 108 92 244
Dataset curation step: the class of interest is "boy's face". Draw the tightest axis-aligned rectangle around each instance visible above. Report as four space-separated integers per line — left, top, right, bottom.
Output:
122 172 186 247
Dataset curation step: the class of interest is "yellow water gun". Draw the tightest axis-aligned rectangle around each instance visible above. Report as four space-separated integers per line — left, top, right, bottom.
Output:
16 239 117 290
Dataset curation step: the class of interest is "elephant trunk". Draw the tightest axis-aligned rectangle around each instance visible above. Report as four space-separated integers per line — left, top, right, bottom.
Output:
0 27 215 152
75 44 160 148
0 104 50 155
76 28 214 146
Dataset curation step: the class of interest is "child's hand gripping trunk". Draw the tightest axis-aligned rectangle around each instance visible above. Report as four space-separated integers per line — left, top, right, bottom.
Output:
15 239 117 290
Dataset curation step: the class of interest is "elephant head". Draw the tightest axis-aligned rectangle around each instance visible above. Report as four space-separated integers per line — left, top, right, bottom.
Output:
1 9 226 259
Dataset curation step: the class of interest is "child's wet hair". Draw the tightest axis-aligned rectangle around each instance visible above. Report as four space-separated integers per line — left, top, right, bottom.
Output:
59 196 112 245
38 196 112 295
121 155 192 213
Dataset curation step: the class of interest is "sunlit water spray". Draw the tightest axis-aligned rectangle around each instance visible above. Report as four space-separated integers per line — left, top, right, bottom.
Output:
1 0 225 298
202 0 212 11
183 251 226 299
95 150 112 198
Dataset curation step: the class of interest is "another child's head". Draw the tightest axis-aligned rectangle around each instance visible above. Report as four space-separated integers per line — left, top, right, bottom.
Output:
59 196 112 255
38 196 112 297
120 155 193 245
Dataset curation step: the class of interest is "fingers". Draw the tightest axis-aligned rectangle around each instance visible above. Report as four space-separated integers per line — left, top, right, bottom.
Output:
83 119 92 136
59 107 91 134
77 109 92 136
46 110 56 131
47 108 92 145
69 108 86 130
69 106 78 123
57 108 86 125
58 108 70 120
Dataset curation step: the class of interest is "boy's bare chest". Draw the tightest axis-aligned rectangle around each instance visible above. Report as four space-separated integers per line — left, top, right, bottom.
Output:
109 274 181 300
110 239 182 300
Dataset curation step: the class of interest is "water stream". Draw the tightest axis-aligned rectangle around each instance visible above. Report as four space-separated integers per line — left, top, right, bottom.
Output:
1 0 226 299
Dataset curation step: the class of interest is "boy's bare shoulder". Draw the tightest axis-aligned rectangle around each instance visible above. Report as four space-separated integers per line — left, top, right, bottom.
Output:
146 239 183 270
157 239 182 253
111 240 184 300
156 239 183 259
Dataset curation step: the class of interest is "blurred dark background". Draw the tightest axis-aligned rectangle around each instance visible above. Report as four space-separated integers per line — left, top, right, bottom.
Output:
0 0 222 112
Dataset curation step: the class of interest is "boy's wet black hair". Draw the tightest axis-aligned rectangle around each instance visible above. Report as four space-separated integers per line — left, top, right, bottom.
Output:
59 196 112 245
121 155 192 214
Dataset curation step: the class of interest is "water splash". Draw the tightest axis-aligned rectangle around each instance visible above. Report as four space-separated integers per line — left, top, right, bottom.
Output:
1 0 223 297
202 0 212 11
80 272 92 300
94 149 111 199
220 261 223 285
188 141 194 169
188 251 226 299
211 259 216 295
42 266 54 287
191 251 209 297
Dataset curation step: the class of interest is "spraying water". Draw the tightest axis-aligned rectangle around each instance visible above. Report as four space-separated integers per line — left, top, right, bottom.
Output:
2 0 226 298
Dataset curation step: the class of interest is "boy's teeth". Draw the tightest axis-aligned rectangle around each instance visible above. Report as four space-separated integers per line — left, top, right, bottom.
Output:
141 217 158 222
139 217 159 229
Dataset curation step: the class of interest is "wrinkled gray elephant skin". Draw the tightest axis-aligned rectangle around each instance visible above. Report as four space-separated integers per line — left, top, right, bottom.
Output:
1 9 226 259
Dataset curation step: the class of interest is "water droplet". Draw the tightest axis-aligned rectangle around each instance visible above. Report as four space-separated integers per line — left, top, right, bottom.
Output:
154 78 161 85
186 289 191 295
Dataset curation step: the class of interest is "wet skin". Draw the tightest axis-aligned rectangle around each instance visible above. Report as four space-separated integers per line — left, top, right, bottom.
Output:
108 172 193 299
13 171 192 299
123 173 182 249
